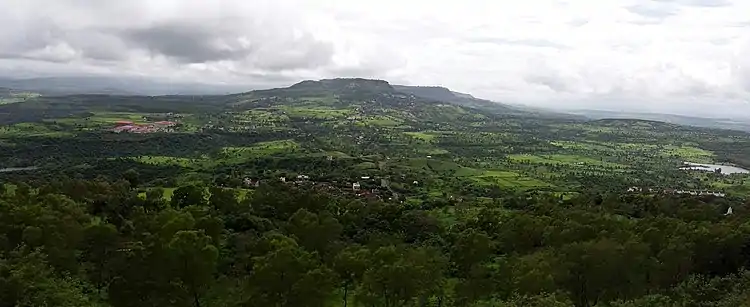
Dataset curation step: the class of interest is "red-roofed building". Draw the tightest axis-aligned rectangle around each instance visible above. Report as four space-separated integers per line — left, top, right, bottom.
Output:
113 125 136 133
154 121 177 126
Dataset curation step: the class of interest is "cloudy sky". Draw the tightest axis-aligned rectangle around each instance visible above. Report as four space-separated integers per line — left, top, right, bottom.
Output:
1 0 749 116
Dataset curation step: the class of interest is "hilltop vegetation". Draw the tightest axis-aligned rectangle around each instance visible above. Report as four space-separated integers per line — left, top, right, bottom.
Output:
3 78 750 306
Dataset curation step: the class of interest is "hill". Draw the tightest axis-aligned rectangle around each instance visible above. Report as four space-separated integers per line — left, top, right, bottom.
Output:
393 85 516 114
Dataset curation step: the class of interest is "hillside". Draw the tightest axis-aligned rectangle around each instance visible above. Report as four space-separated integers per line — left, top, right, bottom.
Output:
393 85 517 114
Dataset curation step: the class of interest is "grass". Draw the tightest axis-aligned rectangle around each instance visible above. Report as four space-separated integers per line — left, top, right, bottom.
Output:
361 116 403 127
472 170 552 188
2 184 17 196
221 140 300 161
0 92 40 105
281 106 352 120
0 122 74 138
404 132 438 142
661 145 714 163
234 110 289 126
131 156 197 167
88 112 150 124
508 154 625 168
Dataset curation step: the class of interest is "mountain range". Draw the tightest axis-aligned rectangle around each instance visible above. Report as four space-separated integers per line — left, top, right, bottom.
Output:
2 75 749 132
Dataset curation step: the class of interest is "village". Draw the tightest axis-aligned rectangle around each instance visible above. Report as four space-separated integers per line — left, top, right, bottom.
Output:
627 186 727 198
112 120 178 133
242 173 408 202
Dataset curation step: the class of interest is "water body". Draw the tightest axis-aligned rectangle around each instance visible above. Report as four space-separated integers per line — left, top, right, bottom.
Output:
681 162 750 175
0 166 39 173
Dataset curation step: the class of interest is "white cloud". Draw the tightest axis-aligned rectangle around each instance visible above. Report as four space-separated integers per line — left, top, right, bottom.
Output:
0 0 749 116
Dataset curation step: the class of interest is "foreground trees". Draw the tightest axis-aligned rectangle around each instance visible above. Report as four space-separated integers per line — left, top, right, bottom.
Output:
1 179 750 306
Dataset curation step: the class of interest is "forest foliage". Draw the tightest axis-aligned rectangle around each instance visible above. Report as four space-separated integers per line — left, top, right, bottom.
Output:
3 178 750 307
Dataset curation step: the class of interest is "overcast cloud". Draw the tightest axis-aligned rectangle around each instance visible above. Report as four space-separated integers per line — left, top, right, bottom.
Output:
1 0 749 116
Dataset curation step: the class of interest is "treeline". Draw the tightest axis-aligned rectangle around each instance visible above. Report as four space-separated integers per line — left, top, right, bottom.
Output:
0 131 293 167
2 179 750 306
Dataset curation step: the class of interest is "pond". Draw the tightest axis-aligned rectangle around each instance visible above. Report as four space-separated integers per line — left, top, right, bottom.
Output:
680 162 750 175
0 166 39 173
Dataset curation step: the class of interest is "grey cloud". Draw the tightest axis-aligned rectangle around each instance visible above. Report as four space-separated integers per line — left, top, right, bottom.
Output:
116 17 335 70
120 22 252 64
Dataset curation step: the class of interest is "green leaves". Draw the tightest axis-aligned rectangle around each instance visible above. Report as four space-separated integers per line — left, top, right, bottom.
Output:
248 232 335 307
357 245 448 307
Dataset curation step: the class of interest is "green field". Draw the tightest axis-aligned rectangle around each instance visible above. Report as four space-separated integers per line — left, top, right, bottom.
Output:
661 145 715 162
361 115 403 127
221 140 300 161
472 170 552 188
281 106 352 120
131 156 197 167
508 154 626 169
404 131 438 142
0 122 74 138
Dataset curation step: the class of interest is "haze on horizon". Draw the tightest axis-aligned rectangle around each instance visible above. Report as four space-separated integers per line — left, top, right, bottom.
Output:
1 0 749 118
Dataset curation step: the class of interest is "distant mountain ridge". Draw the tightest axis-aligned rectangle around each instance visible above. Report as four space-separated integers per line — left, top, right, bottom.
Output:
569 109 750 132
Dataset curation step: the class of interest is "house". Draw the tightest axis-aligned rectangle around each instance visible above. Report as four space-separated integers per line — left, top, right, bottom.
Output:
352 182 361 191
380 179 388 187
297 174 310 180
154 121 177 127
244 178 260 187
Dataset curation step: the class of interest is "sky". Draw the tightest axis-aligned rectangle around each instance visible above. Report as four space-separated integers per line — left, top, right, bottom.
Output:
1 0 750 117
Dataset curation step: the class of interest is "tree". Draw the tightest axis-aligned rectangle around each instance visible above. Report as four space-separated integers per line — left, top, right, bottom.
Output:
357 245 447 307
208 187 239 214
166 230 219 307
334 245 369 307
0 249 99 307
123 169 140 188
451 229 493 274
248 232 336 307
171 185 206 208
81 221 119 296
286 209 342 255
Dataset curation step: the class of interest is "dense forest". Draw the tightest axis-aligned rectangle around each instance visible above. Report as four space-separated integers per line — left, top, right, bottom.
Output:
3 177 750 306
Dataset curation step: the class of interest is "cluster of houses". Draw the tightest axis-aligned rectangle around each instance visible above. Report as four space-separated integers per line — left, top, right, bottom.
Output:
627 186 727 197
242 174 399 201
112 120 178 133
